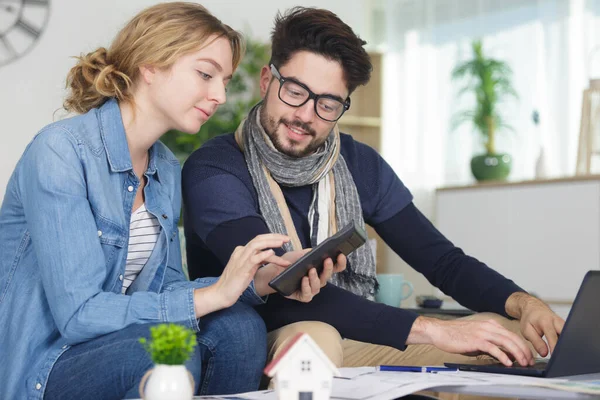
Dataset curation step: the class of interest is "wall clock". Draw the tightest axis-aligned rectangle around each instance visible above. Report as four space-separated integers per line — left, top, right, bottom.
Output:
0 0 51 67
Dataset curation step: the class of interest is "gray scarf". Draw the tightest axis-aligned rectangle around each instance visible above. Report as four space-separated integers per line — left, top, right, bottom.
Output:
235 103 378 299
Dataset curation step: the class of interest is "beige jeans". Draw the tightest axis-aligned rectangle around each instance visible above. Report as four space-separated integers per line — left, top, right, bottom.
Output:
264 312 525 399
267 312 523 368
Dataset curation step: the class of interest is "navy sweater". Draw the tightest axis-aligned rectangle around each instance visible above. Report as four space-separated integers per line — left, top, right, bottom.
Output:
182 133 524 350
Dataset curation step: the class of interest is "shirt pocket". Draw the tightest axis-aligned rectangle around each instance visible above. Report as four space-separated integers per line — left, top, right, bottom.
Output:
94 214 127 265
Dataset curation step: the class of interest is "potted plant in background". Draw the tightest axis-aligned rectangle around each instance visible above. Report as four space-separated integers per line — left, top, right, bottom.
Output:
161 37 270 162
452 39 519 181
139 323 197 400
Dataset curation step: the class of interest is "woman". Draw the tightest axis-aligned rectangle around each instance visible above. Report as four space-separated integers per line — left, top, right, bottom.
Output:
0 3 343 399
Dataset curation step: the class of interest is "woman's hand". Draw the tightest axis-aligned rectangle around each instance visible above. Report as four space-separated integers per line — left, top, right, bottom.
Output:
212 234 290 308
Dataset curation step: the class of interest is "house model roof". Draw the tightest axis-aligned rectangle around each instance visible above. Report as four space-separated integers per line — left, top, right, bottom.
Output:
264 332 341 378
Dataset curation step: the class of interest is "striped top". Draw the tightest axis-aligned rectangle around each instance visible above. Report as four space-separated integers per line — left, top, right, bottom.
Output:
122 203 160 293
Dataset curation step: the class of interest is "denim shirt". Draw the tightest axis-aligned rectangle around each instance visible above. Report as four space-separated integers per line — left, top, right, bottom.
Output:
0 99 265 400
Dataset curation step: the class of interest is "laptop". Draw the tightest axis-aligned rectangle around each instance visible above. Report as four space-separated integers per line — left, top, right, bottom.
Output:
445 270 600 378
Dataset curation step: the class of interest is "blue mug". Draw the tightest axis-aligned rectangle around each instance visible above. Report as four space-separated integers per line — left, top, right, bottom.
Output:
375 273 414 307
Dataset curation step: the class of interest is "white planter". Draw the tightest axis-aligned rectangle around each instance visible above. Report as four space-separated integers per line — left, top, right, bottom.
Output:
140 364 194 400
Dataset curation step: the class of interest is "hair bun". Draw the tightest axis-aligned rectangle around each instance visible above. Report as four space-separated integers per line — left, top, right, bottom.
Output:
64 47 131 113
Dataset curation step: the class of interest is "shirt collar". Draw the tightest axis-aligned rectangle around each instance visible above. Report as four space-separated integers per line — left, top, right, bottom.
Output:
98 98 160 181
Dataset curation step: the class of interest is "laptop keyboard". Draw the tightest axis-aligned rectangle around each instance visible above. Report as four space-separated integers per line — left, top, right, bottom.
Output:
512 360 548 370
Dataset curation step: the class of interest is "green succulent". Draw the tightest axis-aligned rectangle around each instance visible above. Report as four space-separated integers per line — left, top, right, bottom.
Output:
139 323 197 365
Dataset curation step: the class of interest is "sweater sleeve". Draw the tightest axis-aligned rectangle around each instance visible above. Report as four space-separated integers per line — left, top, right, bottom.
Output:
374 202 526 318
204 216 419 350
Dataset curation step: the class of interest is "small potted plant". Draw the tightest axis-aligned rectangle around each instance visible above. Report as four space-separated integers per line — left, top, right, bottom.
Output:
452 39 519 181
138 323 197 400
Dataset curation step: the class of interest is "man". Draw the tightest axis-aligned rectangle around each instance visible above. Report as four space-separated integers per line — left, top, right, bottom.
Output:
182 7 564 369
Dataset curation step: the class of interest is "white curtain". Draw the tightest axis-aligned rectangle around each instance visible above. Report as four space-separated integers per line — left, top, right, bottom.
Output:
376 0 600 217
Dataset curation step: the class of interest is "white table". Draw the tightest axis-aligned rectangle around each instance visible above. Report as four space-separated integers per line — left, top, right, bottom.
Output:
431 372 600 399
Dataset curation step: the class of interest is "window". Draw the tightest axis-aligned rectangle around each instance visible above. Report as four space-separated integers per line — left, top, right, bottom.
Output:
301 360 311 372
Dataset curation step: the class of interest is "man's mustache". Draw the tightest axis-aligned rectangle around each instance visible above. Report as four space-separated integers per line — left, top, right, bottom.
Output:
280 118 316 137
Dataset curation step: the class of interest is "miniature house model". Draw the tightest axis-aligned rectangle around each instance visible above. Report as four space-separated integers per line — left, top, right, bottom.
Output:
264 333 341 400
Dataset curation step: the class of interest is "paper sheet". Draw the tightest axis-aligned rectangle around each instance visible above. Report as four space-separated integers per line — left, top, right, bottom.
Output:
192 368 600 400
338 367 376 379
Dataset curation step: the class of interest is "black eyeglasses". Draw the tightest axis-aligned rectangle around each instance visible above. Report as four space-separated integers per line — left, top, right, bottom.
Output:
270 64 351 122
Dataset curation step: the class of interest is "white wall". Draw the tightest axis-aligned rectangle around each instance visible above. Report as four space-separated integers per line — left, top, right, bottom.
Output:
0 0 367 199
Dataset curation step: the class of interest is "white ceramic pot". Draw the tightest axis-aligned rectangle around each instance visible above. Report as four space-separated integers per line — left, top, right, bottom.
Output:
140 364 194 400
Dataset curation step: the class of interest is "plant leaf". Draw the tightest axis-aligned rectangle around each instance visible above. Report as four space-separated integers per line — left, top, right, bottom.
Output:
450 39 519 141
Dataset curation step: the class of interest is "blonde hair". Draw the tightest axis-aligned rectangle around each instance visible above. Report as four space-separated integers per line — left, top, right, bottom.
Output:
64 2 244 114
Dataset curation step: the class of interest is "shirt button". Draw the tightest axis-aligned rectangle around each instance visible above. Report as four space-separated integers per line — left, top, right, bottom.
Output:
35 383 42 390
127 186 134 192
97 230 102 237
119 275 123 281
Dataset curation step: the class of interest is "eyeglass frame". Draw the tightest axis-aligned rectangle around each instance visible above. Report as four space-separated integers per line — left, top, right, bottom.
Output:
269 63 351 122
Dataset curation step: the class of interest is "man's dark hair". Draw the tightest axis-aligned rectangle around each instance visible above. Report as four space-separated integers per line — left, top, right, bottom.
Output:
269 7 372 95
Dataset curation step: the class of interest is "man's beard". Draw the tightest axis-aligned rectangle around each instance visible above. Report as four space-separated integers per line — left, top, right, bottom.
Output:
259 104 327 158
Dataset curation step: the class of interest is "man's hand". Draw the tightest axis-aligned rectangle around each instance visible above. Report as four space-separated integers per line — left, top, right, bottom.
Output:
254 251 347 302
406 316 535 367
505 292 565 357
285 253 347 302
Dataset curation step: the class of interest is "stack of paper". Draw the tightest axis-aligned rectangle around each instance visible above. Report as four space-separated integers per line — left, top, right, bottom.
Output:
193 367 600 400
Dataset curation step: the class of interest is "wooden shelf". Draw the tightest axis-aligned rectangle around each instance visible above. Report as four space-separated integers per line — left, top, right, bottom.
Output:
337 52 388 271
338 115 381 127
